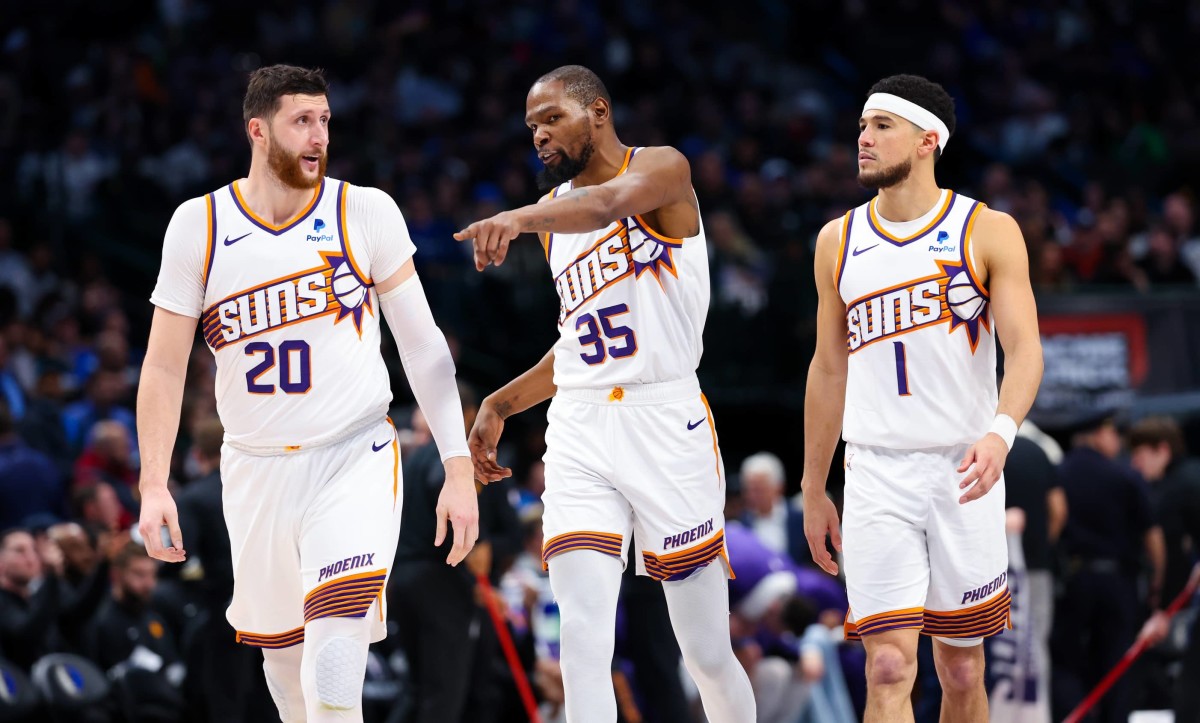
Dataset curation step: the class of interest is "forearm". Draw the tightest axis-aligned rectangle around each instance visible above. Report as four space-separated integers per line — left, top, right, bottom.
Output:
485 348 557 420
514 187 616 235
996 335 1043 426
379 277 468 461
801 361 846 494
137 362 187 490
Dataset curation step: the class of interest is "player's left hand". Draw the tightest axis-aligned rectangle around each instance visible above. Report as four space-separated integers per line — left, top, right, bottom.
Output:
453 211 524 271
957 433 1009 504
435 456 480 567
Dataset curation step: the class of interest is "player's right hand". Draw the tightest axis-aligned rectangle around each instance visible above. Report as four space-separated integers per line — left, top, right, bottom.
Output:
469 400 513 483
138 484 186 563
801 486 842 576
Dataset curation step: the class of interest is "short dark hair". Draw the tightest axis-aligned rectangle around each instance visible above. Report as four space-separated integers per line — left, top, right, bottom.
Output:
242 64 329 130
1128 416 1186 459
114 540 151 570
867 74 956 161
534 65 611 108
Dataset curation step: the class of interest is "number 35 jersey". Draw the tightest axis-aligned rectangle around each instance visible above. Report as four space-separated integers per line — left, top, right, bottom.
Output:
835 190 997 450
150 178 416 452
544 147 711 391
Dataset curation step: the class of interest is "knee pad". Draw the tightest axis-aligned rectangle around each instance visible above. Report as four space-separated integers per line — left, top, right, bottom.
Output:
314 636 367 710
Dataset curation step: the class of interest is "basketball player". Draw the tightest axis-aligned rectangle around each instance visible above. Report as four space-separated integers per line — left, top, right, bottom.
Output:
455 66 756 722
136 65 478 722
800 74 1044 722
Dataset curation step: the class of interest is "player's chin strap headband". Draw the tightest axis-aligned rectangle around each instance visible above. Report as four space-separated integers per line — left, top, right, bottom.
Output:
863 93 950 153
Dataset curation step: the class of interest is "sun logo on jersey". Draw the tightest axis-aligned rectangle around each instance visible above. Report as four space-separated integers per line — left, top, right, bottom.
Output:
201 251 372 351
844 259 990 356
935 258 990 352
627 218 681 287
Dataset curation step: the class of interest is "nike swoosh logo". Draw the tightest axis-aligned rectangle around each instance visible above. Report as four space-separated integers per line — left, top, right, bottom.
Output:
224 233 252 246
851 244 879 256
371 440 391 452
687 418 706 431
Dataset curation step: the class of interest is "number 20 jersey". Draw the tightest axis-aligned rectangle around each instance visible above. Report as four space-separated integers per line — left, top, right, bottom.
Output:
836 190 997 450
543 147 711 390
150 177 415 452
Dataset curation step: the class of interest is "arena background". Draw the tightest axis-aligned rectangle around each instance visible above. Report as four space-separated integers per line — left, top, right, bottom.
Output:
1 1 1198 721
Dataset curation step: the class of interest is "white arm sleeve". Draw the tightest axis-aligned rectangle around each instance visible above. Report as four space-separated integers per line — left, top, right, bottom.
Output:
378 275 469 461
149 196 209 317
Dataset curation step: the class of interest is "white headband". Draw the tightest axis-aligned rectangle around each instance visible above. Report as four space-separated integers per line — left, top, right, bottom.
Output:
863 92 950 152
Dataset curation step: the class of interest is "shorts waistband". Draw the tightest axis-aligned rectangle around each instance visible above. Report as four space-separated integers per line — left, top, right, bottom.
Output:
223 415 384 456
557 376 701 406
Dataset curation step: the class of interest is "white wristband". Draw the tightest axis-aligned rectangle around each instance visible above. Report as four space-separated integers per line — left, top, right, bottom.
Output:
989 414 1018 451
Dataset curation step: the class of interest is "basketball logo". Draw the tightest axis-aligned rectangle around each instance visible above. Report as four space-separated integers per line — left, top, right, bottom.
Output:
629 237 664 265
331 262 366 309
946 271 985 320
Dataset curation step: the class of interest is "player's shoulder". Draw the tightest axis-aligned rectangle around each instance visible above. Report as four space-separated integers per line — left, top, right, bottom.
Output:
816 214 847 249
628 145 689 171
972 205 1019 235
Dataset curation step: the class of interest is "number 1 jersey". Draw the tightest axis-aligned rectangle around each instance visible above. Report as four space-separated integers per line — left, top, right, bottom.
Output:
543 147 710 390
836 189 997 450
150 178 415 452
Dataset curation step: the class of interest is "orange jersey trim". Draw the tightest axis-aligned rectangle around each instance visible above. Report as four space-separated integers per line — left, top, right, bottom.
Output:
231 179 322 232
866 190 955 244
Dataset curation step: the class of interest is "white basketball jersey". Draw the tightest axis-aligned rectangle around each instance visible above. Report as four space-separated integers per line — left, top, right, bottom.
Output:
836 190 997 449
150 177 415 452
544 147 710 389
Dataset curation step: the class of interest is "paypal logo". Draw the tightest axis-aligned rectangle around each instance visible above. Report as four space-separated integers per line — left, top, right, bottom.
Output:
929 230 955 253
307 234 334 243
314 218 326 232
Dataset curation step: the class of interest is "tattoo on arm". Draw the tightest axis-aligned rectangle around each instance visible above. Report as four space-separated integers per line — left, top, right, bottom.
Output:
494 400 513 419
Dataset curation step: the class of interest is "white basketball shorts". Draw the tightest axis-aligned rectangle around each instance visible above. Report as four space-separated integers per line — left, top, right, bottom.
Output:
541 376 732 581
221 418 403 649
841 442 1010 644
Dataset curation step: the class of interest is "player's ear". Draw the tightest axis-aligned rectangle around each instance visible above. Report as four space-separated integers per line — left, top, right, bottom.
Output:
247 117 267 145
918 129 939 158
591 97 611 126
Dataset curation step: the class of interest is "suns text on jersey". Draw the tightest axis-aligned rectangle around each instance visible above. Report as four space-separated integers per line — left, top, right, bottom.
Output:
554 226 633 324
846 272 953 353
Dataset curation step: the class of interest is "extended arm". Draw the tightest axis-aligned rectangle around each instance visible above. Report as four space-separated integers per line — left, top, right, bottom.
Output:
800 218 849 576
454 146 697 269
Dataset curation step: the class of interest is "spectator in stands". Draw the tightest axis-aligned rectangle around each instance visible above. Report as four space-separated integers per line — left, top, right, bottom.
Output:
46 521 102 591
1128 417 1200 604
61 369 136 454
1052 413 1166 723
0 526 104 669
17 361 73 470
739 452 806 564
71 480 125 534
1137 225 1197 286
84 541 178 672
0 337 24 423
0 399 65 530
74 419 138 515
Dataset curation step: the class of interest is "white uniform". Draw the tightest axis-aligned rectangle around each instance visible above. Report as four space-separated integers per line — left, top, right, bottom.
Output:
834 190 1010 642
539 147 730 581
151 177 414 648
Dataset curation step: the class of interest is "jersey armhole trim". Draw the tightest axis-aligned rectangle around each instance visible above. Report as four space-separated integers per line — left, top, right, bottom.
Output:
201 193 217 291
542 186 561 262
834 210 854 291
337 181 373 287
961 202 988 298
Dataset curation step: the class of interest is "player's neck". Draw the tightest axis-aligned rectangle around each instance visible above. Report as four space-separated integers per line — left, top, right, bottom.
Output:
874 175 942 223
238 163 319 225
571 141 630 188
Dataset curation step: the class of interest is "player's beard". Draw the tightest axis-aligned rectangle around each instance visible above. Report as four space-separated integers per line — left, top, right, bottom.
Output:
536 137 595 192
858 156 913 190
268 137 326 190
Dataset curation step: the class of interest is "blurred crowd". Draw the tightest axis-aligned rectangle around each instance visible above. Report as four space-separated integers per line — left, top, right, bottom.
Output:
1 0 1200 721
